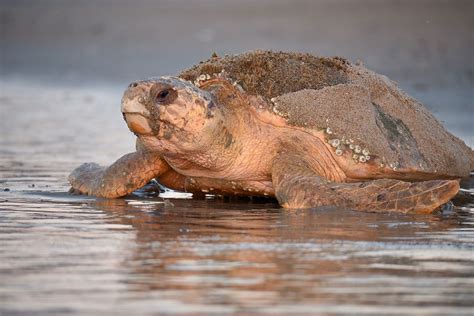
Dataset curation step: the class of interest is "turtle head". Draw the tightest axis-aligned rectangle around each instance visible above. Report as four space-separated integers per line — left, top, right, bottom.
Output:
121 77 219 153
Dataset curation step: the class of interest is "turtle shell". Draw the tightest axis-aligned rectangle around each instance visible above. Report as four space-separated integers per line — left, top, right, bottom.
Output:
180 50 350 98
180 50 473 178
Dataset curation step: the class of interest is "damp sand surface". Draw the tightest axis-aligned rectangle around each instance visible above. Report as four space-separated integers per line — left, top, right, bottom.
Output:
1 1 474 314
1 79 474 315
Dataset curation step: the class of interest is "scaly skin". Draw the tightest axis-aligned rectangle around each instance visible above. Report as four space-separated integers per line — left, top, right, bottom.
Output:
271 150 459 213
69 151 169 198
69 73 463 213
158 169 274 196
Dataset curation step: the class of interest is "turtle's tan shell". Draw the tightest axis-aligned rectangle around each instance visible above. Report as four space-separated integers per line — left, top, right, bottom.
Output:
180 51 473 178
180 50 350 98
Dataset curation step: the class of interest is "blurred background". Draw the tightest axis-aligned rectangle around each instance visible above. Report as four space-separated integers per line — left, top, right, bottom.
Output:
1 0 473 162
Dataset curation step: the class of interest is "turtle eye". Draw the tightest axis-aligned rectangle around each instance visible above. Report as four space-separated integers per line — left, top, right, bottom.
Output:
150 82 178 105
156 89 170 103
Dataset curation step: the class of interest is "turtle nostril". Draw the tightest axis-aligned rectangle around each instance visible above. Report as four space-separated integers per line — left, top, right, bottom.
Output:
129 82 138 88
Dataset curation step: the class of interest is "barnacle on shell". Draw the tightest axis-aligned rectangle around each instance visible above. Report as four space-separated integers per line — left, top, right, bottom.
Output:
329 139 341 148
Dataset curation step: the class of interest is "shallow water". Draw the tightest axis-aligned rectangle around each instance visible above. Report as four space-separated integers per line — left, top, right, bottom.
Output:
1 79 474 315
2 1 474 314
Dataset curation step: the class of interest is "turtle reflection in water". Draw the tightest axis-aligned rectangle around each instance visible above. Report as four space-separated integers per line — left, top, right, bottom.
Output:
69 51 474 213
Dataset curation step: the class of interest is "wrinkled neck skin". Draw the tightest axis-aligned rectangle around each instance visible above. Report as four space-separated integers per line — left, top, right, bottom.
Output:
138 78 345 183
159 103 279 181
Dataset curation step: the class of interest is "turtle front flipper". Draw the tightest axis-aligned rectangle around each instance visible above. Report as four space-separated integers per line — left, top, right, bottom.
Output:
271 153 459 213
68 151 170 198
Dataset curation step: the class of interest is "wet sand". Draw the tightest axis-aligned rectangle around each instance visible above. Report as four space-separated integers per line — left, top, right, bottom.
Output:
1 1 474 315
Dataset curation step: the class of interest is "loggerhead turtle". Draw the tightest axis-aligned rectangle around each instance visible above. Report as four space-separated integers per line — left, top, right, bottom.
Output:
69 51 474 213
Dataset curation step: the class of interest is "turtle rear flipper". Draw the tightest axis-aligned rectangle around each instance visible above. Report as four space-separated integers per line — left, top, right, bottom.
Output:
272 153 459 213
341 179 459 213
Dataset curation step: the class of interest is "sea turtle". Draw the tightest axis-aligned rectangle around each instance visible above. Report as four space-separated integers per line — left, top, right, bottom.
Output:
69 51 474 213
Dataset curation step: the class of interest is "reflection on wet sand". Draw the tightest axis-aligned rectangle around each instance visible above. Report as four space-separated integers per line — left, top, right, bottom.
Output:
1 2 473 308
1 177 473 314
85 196 474 311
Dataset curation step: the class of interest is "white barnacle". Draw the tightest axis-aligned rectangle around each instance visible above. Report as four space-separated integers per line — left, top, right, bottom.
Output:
205 74 211 80
235 84 244 92
365 155 371 161
352 154 359 160
349 144 355 150
359 156 367 163
270 97 276 103
330 139 341 148
389 162 398 171
198 74 207 81
335 148 343 156
325 127 333 135
362 148 370 156
354 145 362 154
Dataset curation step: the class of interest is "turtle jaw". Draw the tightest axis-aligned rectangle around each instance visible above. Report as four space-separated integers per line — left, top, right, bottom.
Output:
121 79 156 136
121 100 154 136
123 113 153 136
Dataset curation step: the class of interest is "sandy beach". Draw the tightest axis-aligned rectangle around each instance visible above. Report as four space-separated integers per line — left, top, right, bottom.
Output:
1 1 473 315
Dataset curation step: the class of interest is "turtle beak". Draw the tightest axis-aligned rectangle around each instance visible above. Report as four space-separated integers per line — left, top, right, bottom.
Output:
121 82 151 116
121 82 153 135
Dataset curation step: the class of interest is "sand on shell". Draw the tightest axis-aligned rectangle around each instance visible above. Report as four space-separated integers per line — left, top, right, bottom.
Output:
180 51 474 178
